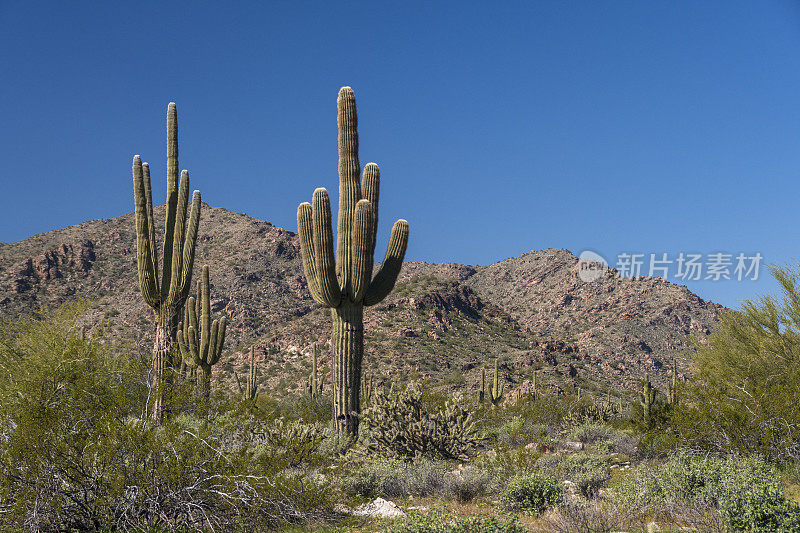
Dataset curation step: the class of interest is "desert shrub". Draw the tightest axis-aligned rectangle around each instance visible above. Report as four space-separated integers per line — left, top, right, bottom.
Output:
612 452 800 531
542 500 634 533
501 472 563 514
566 423 615 445
252 417 326 467
662 265 800 461
0 304 331 531
340 457 409 499
389 506 524 533
476 445 540 492
406 457 449 497
556 454 611 499
444 466 490 502
361 382 484 460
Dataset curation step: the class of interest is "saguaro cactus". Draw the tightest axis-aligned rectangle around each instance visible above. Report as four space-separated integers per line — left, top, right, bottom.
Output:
306 344 324 400
132 102 201 419
478 368 486 403
667 358 679 406
177 266 227 396
639 374 656 421
235 346 259 401
297 87 410 435
490 360 504 406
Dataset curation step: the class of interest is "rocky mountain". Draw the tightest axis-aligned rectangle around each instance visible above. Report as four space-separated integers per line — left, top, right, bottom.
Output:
0 204 724 401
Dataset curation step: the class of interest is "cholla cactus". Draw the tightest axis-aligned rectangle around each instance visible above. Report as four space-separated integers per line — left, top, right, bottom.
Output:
306 344 324 400
362 382 482 460
132 103 201 419
297 87 410 435
490 360 504 406
639 374 656 421
177 266 227 396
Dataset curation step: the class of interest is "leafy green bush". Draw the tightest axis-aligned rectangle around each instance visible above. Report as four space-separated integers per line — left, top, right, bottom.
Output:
0 304 331 531
389 506 524 533
612 452 800 531
501 472 563 514
661 265 800 461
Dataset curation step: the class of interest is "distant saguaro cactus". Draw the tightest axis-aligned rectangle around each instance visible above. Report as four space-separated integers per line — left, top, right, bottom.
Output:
639 374 656 421
297 87 410 435
667 358 679 406
306 344 324 400
235 346 259 401
490 360 504 406
177 266 227 397
132 102 201 419
478 368 486 403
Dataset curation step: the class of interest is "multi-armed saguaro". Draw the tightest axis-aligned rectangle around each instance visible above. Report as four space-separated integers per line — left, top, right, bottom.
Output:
297 87 410 435
177 265 227 396
132 103 201 419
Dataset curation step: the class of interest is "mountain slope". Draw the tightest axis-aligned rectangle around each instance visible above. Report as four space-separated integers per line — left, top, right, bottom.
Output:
0 205 724 398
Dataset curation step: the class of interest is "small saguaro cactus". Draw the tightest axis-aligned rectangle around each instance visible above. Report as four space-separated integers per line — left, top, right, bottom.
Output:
667 358 679 406
235 346 259 401
478 368 486 403
297 87 410 435
531 369 538 400
639 374 656 421
132 102 201 419
490 360 504 406
177 266 227 397
306 344 325 400
360 372 373 408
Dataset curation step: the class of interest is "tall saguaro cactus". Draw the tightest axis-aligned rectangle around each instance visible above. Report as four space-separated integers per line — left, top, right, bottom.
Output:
297 87 410 435
177 265 227 396
132 102 201 419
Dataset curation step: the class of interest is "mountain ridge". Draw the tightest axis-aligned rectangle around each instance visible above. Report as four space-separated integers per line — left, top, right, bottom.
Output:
0 204 724 399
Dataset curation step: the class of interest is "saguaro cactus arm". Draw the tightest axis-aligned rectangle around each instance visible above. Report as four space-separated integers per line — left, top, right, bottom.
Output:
364 219 410 306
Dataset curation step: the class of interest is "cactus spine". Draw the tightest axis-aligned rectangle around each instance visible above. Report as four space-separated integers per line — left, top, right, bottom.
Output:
639 374 656 421
490 360 504 406
177 266 227 397
132 102 201 420
306 344 324 400
297 87 410 435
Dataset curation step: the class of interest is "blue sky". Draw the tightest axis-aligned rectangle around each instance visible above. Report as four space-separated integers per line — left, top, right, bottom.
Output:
1 1 799 308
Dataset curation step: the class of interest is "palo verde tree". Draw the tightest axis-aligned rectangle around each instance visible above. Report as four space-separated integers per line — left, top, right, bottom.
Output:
132 102 201 419
297 87 410 435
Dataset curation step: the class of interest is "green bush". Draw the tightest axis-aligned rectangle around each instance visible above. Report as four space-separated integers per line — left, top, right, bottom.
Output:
612 452 800 531
0 304 331 531
553 454 611 499
340 458 409 498
660 265 800 461
501 472 563 514
389 506 524 533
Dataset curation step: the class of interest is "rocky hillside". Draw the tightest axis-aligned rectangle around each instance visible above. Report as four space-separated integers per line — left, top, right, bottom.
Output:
0 204 724 400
